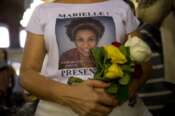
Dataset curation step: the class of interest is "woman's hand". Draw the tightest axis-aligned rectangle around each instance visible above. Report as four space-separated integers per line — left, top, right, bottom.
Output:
63 80 118 116
128 79 140 98
128 61 152 106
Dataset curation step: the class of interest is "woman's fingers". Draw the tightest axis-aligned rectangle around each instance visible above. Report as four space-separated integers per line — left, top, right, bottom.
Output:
70 80 117 115
84 112 108 116
84 80 110 88
84 81 118 106
97 91 118 106
95 88 118 106
92 103 113 114
79 103 113 116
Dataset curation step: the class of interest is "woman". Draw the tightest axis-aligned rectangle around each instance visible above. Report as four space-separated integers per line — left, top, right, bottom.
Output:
20 0 152 116
137 0 175 115
60 18 104 68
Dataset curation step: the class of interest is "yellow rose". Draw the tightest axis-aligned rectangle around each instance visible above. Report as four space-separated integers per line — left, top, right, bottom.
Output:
104 45 127 64
104 64 124 79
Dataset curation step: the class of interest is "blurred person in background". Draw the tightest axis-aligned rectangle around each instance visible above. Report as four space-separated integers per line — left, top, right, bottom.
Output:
136 0 175 116
0 48 15 116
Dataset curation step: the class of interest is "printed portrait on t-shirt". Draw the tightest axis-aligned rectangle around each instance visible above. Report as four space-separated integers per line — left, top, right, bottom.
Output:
55 17 116 80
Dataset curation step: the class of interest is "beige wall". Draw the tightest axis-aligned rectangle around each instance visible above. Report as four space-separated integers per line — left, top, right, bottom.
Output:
160 13 175 83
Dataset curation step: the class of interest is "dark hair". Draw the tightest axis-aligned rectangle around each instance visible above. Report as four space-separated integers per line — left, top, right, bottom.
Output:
66 18 105 41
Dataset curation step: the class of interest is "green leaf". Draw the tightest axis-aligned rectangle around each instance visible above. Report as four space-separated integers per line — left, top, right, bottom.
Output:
117 85 129 103
119 74 131 85
67 77 83 85
94 68 105 80
105 83 118 95
90 47 105 69
120 64 133 73
119 46 132 63
119 46 130 57
94 62 112 80
91 47 109 80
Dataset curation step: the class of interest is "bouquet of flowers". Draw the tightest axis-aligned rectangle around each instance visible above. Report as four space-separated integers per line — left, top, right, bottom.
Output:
68 36 152 103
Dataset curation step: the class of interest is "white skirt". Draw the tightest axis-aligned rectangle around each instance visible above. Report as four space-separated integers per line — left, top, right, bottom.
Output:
35 98 152 116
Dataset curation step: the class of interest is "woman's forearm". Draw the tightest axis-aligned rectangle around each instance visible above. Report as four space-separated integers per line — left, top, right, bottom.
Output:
20 69 72 105
129 61 152 97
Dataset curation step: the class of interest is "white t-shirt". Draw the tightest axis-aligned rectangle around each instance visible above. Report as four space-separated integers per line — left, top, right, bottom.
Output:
26 0 139 83
25 1 152 116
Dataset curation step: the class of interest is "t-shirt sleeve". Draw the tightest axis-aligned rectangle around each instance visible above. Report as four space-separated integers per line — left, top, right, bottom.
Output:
124 6 140 34
26 5 45 35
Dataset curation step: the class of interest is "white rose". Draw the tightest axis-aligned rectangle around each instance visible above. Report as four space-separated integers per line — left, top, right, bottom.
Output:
124 35 152 63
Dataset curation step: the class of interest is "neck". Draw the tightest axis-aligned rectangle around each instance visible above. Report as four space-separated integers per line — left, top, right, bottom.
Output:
55 0 107 3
